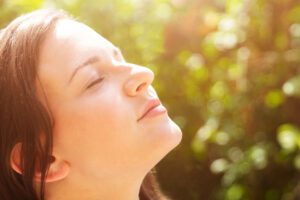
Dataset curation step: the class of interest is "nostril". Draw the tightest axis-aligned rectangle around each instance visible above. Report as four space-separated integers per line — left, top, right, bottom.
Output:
136 82 147 93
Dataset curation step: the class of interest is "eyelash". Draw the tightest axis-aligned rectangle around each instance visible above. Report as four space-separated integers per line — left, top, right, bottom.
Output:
86 77 104 90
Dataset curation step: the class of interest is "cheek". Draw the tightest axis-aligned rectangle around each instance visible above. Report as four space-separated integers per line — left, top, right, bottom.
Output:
51 93 137 163
84 93 137 139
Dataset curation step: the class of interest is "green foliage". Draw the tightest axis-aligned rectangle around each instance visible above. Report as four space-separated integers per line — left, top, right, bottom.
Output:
1 0 300 199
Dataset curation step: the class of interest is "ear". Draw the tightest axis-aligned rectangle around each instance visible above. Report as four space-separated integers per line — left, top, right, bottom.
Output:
10 143 23 175
10 143 70 183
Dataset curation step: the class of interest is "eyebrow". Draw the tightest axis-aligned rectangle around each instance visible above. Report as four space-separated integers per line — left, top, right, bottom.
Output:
68 56 101 84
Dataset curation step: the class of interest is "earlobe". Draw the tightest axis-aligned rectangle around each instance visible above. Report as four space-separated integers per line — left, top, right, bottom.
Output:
34 157 70 183
10 143 70 183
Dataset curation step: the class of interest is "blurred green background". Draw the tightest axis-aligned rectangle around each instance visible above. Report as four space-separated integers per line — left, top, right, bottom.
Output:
1 0 300 199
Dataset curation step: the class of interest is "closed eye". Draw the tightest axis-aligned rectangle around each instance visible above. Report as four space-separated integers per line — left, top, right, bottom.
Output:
86 77 104 90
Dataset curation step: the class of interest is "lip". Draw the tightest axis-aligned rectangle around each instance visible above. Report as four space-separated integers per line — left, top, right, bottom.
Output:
137 99 167 122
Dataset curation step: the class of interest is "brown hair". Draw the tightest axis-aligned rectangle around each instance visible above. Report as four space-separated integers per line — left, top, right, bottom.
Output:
0 9 169 200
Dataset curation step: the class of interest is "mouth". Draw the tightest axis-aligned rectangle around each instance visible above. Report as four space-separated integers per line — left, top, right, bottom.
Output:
137 99 167 122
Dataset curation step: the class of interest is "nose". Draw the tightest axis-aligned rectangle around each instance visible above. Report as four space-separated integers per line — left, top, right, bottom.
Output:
123 64 154 97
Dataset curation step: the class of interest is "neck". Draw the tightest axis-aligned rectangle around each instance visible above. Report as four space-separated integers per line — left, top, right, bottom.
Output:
45 171 145 200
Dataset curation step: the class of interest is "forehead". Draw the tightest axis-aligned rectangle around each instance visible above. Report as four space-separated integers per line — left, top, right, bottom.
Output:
39 19 115 65
37 19 115 99
52 19 112 47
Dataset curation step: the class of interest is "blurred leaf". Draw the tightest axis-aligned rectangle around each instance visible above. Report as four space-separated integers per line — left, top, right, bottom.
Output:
264 89 285 108
214 131 230 145
9 0 44 10
226 0 243 14
275 32 288 50
282 75 300 97
290 23 300 38
294 154 300 170
228 147 244 163
225 184 245 200
288 6 300 23
228 64 245 80
191 138 206 160
265 189 280 200
186 53 204 70
249 146 268 169
210 158 229 174
277 124 300 153
210 81 228 99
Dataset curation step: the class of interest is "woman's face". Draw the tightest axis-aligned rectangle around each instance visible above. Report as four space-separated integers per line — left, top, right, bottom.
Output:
37 19 182 179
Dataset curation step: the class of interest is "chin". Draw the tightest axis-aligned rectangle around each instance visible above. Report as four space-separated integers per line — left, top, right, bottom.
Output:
147 116 182 158
165 117 182 148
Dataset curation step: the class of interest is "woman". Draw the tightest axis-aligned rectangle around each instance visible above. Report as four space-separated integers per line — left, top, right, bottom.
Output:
0 8 182 200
